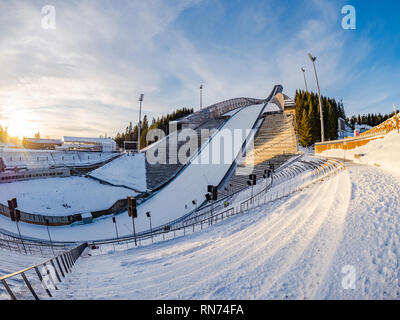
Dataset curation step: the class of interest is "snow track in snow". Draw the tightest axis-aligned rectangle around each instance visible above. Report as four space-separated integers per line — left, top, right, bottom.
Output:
52 164 400 299
316 164 400 299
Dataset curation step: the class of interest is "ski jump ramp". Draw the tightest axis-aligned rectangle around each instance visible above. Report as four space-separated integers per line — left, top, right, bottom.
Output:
0 86 288 242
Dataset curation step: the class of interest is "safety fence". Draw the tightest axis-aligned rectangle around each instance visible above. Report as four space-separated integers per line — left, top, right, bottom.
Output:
0 242 87 300
315 113 400 154
89 158 345 254
0 198 128 227
0 156 343 256
315 134 385 153
0 234 74 257
360 113 400 137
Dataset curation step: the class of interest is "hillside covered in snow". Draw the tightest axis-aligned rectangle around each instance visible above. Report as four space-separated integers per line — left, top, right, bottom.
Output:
319 131 400 177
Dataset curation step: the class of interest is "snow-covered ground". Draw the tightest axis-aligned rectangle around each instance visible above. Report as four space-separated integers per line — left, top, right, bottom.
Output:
319 131 400 178
89 153 147 192
0 249 46 277
0 177 136 216
51 164 400 299
0 104 264 242
0 249 48 300
132 103 265 235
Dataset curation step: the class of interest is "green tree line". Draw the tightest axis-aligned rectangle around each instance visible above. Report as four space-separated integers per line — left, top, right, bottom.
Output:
347 112 396 129
295 90 346 147
114 107 194 148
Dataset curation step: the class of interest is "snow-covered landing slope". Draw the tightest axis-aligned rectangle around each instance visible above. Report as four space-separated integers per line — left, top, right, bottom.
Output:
133 103 265 235
0 104 264 242
53 164 400 299
88 153 147 191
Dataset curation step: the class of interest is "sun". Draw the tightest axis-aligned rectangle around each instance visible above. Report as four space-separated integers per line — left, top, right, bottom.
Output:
1 110 36 139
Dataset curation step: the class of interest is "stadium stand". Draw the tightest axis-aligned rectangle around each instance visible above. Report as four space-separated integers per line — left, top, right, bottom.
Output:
0 150 118 170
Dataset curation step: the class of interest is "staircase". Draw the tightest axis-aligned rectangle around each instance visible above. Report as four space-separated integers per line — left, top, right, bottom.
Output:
245 112 298 166
218 111 298 198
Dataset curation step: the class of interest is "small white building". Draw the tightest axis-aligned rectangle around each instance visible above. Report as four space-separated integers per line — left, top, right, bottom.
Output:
62 137 117 153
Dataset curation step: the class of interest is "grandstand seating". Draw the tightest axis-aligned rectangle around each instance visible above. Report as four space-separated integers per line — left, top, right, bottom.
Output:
0 150 118 170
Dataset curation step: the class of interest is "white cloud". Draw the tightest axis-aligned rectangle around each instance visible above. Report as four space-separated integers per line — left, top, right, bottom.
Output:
0 0 398 138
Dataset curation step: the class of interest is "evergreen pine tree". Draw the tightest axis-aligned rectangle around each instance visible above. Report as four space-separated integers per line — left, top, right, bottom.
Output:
299 109 312 147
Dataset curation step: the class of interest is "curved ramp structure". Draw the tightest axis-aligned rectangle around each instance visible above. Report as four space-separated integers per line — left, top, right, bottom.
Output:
0 85 300 243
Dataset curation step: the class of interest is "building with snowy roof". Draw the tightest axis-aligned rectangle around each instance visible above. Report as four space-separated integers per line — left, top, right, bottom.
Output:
62 137 117 153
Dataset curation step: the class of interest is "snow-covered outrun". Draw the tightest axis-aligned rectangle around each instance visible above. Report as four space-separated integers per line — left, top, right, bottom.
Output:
52 158 400 299
50 132 400 299
2 114 400 300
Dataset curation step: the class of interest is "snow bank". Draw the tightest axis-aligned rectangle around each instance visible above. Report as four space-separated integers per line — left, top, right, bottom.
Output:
52 170 357 300
319 132 400 177
0 177 136 216
0 104 264 242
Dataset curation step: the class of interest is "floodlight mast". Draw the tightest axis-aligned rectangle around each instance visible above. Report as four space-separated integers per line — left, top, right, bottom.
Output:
301 67 308 92
308 53 325 142
200 85 203 110
138 94 144 151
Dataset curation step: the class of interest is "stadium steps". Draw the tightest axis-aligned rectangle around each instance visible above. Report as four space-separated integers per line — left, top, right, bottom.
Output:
218 155 295 198
217 111 298 198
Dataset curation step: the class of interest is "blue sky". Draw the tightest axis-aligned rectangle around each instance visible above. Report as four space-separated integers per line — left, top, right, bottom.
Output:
0 0 399 138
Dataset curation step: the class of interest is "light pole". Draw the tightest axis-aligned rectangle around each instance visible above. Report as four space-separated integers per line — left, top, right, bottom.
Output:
45 219 55 256
146 211 153 243
263 169 271 194
200 85 203 110
301 67 308 92
8 199 27 254
112 217 119 244
308 53 325 142
138 94 144 152
127 196 137 246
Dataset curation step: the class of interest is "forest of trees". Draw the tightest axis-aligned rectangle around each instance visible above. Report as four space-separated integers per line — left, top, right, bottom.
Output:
347 112 396 129
0 125 19 145
295 90 346 147
0 125 7 143
114 107 194 148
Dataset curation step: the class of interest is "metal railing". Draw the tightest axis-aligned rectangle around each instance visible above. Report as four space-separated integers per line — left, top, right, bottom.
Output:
0 235 74 257
88 158 345 253
0 86 284 249
0 156 342 255
0 242 87 300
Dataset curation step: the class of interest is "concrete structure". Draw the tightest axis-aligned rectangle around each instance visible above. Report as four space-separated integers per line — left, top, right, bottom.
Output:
315 135 384 154
62 137 117 152
0 167 70 184
0 150 118 170
22 138 63 150
315 113 400 154
218 94 299 199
